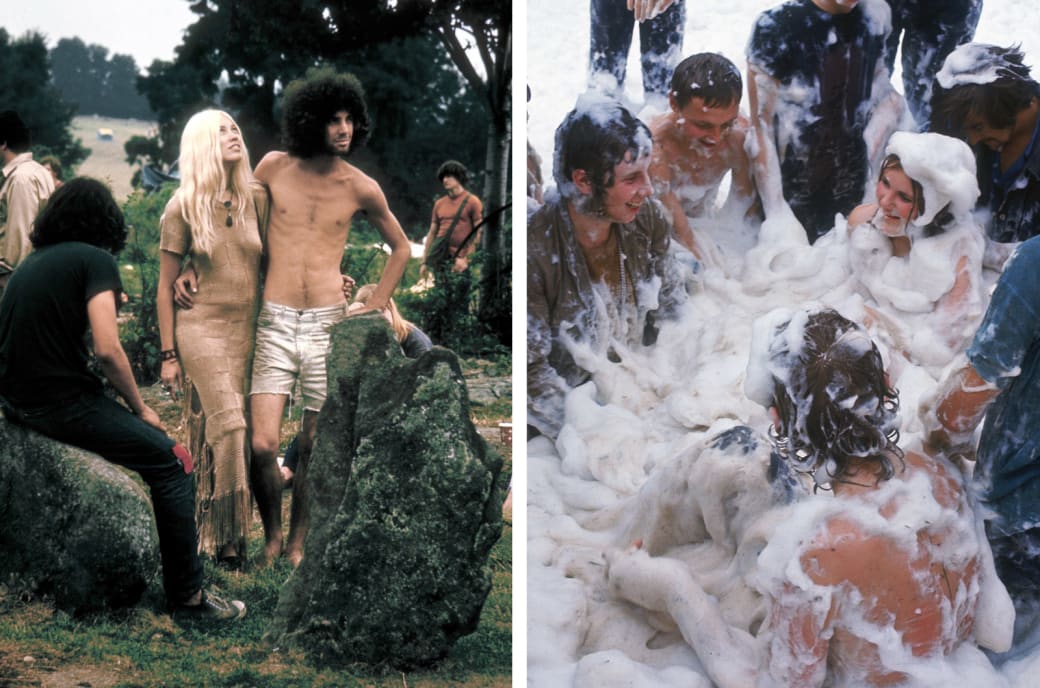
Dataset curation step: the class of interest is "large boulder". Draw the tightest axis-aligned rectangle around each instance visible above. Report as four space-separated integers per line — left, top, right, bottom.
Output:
0 418 159 613
267 315 506 668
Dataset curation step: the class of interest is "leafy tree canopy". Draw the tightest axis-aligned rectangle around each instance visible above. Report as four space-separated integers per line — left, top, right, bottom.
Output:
0 29 88 170
50 37 155 120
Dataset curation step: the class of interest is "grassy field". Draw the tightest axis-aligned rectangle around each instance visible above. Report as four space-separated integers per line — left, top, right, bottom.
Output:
0 360 513 687
70 115 155 202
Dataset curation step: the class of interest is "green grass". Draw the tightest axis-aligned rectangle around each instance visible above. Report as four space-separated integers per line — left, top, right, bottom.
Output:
0 353 512 687
0 523 512 687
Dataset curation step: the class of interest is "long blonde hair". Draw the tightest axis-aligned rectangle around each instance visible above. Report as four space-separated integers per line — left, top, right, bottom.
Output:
176 109 253 255
354 284 411 342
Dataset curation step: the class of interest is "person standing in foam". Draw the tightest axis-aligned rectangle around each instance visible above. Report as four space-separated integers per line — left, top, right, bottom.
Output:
845 131 986 371
606 307 1012 687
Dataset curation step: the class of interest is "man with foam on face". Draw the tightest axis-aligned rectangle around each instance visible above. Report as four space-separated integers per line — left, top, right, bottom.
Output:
527 95 687 440
648 52 759 263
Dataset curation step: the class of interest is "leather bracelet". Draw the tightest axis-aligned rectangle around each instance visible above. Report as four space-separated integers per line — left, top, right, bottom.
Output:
160 349 178 362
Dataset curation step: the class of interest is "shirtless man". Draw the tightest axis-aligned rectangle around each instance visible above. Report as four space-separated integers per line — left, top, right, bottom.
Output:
648 53 757 261
247 71 410 566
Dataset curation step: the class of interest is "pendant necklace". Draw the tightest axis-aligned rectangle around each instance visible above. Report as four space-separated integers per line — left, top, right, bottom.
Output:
223 199 233 227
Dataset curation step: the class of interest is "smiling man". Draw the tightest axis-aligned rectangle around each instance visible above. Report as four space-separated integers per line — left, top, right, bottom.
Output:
930 43 1040 245
648 53 758 261
527 97 687 439
245 69 411 567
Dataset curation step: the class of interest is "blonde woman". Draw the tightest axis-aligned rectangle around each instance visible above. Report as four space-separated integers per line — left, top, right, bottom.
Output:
157 109 269 567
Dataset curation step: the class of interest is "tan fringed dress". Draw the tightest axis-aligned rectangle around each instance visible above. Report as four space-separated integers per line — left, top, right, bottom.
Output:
159 183 268 559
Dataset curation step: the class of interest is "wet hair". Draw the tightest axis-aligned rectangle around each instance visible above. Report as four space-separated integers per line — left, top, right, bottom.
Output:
669 53 743 110
877 154 954 238
772 310 902 486
553 98 652 203
930 45 1040 135
39 155 64 181
281 68 371 158
437 160 469 186
30 177 127 255
0 110 31 152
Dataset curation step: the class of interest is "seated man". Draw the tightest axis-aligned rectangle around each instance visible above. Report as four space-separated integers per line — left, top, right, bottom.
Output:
527 95 686 439
0 179 244 622
648 52 759 261
930 43 1040 246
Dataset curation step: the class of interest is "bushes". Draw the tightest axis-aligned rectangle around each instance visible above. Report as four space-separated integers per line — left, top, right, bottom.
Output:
114 190 510 385
119 186 174 385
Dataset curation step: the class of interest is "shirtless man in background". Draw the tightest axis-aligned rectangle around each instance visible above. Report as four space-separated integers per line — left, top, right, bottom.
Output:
249 70 410 566
648 53 757 263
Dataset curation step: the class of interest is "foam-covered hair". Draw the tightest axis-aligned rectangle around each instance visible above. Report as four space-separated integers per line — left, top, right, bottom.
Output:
884 131 979 227
745 306 902 484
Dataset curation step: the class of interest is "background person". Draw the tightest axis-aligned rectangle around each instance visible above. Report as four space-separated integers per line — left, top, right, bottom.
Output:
0 110 55 295
589 0 685 106
647 52 758 262
746 0 903 244
930 43 1040 247
844 131 985 369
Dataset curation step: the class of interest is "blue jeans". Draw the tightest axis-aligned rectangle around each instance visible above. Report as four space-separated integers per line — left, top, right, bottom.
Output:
589 0 684 99
4 392 203 605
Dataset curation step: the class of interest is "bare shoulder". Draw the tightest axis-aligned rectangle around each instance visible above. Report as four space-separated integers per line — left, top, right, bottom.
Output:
847 203 877 230
342 163 387 206
254 151 291 180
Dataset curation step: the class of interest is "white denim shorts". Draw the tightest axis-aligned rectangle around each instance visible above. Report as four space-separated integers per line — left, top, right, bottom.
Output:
250 301 347 411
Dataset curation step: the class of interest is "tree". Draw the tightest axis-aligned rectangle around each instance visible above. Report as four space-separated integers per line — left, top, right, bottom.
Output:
0 29 88 170
427 0 512 346
50 37 154 120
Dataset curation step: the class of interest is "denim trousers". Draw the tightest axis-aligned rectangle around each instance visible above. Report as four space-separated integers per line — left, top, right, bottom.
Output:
588 0 684 99
7 391 203 605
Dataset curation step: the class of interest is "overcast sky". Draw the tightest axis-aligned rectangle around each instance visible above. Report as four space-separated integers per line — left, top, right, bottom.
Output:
3 0 196 69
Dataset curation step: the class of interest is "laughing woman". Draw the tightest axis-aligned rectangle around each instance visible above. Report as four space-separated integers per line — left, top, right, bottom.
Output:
844 131 985 370
156 109 269 567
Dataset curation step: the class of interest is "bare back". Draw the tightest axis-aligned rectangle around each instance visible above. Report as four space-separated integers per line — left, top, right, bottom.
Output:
776 451 980 686
256 151 383 309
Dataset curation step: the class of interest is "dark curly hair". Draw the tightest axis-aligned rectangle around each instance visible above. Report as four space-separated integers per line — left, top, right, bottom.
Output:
281 68 371 158
30 178 127 255
553 97 652 205
437 160 469 186
772 309 903 487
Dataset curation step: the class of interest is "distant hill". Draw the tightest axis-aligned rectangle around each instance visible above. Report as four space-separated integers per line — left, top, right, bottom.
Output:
70 115 156 202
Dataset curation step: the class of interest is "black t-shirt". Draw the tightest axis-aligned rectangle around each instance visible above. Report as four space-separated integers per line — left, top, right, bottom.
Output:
0 242 123 406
